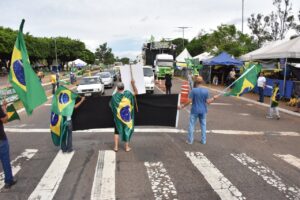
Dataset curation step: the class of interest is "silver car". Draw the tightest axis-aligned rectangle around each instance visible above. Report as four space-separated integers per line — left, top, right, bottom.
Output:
97 72 114 88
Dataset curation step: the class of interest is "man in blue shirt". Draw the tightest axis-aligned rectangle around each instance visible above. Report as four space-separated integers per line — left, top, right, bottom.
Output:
179 76 219 144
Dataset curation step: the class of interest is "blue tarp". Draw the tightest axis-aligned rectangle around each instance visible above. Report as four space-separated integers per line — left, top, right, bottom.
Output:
253 78 294 98
203 52 243 66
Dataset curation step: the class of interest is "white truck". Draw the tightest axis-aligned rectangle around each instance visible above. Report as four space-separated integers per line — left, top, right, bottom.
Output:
154 54 174 79
143 66 155 94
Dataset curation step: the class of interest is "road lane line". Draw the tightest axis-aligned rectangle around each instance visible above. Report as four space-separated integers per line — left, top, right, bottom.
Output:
211 103 232 106
274 154 300 170
185 152 245 200
144 162 178 200
0 149 38 189
28 150 74 200
231 153 300 200
211 130 264 135
91 150 115 200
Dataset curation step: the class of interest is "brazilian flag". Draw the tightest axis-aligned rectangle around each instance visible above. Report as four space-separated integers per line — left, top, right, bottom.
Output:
8 19 47 115
110 91 135 142
50 112 67 146
7 104 20 122
51 86 77 116
225 64 262 97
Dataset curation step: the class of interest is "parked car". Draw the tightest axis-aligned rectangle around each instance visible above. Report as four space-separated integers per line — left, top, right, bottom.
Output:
97 72 114 88
77 76 104 96
143 66 155 94
105 69 117 81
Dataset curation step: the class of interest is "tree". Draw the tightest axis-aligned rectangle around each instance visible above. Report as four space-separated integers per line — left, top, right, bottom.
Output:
247 14 272 46
171 38 189 55
120 57 130 64
95 43 115 65
293 10 300 34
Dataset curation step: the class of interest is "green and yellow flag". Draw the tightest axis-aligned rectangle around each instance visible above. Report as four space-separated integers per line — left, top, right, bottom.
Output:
110 91 135 142
8 19 47 115
51 86 78 116
50 112 67 146
225 64 262 97
7 104 20 122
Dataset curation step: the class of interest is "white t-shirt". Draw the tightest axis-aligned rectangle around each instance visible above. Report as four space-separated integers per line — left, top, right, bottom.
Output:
257 76 266 87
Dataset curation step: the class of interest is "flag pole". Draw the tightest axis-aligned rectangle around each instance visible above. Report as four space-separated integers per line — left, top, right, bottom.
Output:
220 64 257 95
129 64 139 112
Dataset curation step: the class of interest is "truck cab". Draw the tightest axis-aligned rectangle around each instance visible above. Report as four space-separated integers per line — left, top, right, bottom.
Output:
154 54 174 79
143 66 155 94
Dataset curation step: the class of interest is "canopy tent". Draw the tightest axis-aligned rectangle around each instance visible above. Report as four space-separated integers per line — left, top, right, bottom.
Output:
193 52 213 61
69 59 87 67
240 40 287 61
176 48 192 62
246 36 300 60
203 52 243 66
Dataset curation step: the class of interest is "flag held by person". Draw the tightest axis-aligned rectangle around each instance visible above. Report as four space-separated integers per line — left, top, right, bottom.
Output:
110 91 135 141
51 86 78 116
50 112 67 146
225 64 262 97
8 19 47 115
7 104 20 122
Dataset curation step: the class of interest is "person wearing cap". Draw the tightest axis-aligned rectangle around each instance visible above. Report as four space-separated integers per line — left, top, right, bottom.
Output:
178 76 219 144
110 81 138 152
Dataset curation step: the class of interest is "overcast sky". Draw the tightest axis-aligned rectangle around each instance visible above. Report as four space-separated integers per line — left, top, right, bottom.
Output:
1 0 299 59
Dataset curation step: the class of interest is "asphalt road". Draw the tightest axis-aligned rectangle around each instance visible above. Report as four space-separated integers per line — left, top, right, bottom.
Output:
1 78 300 200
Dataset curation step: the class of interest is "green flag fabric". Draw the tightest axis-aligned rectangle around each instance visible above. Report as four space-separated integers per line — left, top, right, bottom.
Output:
225 64 262 97
7 104 20 122
8 19 47 115
50 112 68 146
51 86 78 116
110 90 135 142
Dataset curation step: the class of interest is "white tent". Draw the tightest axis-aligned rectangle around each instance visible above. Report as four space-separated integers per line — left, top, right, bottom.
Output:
176 48 192 62
249 36 300 60
68 59 87 67
193 52 213 61
240 39 287 61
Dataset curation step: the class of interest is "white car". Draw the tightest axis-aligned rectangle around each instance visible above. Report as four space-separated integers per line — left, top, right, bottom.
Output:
97 72 114 88
77 76 104 97
143 66 155 94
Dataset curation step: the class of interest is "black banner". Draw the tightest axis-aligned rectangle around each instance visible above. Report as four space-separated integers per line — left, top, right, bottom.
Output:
72 94 179 131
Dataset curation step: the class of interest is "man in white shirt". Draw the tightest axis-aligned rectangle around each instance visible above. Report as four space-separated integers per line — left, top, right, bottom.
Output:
257 72 266 103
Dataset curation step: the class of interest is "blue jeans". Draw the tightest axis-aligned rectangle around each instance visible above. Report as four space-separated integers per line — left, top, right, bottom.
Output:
0 140 13 184
188 113 206 144
61 121 72 152
258 87 264 103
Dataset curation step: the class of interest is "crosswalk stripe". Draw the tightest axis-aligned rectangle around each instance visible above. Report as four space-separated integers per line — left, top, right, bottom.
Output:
28 150 74 200
0 149 38 189
144 162 178 200
274 154 300 170
185 152 245 200
231 153 300 200
91 150 115 200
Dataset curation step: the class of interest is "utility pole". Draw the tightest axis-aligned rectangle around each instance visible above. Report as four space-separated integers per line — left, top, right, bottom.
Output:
177 27 190 48
242 0 244 33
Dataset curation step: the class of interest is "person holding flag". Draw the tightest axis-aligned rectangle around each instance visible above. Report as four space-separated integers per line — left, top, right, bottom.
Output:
0 100 17 189
266 82 281 120
178 76 219 144
110 80 137 152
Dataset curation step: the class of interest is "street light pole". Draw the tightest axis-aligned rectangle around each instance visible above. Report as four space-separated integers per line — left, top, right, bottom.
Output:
242 0 244 33
177 27 190 48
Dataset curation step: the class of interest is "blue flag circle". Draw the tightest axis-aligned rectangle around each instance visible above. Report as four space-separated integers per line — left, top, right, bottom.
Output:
13 60 26 86
120 105 131 122
59 93 70 104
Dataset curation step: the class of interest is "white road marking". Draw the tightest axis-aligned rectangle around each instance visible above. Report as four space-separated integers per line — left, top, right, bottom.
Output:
211 130 264 135
154 85 165 94
91 150 115 200
144 162 178 200
28 150 74 200
185 152 245 200
211 103 232 106
0 149 38 189
231 153 300 200
238 113 250 116
274 154 300 170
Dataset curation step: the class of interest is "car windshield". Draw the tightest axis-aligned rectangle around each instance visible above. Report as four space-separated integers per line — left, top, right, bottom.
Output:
100 73 111 78
143 68 153 77
80 77 99 85
157 60 173 67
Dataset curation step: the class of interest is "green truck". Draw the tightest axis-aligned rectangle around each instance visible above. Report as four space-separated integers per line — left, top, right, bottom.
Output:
154 54 174 79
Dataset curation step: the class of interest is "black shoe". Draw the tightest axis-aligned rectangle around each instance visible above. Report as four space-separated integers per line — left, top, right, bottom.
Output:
4 180 17 189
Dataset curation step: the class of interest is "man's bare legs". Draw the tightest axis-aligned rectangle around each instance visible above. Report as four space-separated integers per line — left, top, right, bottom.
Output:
114 134 119 152
125 142 131 152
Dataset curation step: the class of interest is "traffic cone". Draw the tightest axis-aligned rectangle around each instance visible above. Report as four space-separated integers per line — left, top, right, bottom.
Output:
180 81 189 103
